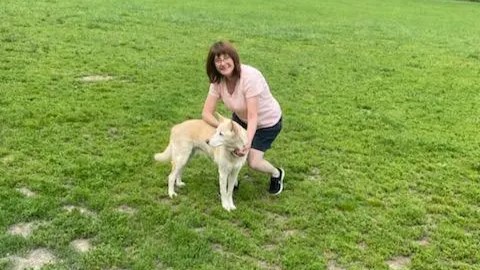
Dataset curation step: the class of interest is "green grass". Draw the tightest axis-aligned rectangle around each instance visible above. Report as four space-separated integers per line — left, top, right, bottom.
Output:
1 0 479 269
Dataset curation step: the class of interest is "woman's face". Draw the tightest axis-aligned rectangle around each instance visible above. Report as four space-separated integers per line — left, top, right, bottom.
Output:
214 54 234 78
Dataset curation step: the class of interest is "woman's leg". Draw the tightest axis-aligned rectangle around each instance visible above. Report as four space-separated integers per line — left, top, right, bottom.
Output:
247 149 284 195
232 114 284 194
247 149 279 176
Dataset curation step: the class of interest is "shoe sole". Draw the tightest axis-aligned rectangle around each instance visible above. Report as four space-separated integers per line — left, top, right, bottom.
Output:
271 168 285 196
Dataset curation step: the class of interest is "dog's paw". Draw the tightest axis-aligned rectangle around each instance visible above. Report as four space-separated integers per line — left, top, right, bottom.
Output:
221 202 231 211
227 198 236 211
175 181 186 187
168 191 178 198
222 203 236 211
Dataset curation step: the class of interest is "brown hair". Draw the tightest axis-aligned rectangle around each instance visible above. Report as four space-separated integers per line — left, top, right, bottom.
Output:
206 41 241 84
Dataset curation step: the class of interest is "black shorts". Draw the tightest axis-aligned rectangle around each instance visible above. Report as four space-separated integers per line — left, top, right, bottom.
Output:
232 113 282 152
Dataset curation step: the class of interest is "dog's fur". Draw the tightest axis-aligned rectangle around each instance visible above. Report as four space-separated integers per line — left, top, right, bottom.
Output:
154 114 248 211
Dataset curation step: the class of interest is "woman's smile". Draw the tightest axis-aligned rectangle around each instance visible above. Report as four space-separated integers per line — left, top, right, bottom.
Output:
215 54 234 77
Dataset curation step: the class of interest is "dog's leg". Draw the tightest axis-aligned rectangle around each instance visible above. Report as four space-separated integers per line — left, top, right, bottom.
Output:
226 166 242 210
168 146 191 198
218 168 232 211
233 178 239 189
175 167 186 188
167 161 178 198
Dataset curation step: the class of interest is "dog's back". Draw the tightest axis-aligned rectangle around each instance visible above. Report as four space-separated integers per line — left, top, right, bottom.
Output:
171 119 215 143
154 120 215 162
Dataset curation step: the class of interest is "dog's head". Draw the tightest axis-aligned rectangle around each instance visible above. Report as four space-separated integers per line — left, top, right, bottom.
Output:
207 113 247 149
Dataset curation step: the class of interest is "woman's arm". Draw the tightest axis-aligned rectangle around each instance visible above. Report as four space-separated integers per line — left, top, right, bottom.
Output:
202 94 220 127
243 96 259 151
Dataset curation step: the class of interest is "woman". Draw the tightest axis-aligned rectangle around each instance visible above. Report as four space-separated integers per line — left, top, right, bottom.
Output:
202 41 285 195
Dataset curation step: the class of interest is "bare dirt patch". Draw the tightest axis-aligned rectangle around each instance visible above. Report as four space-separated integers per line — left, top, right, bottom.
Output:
417 236 430 246
7 222 35 238
307 167 322 181
63 205 96 217
262 244 277 251
116 205 137 215
327 260 346 270
211 243 225 254
9 248 56 270
193 227 206 233
358 241 367 250
231 220 252 237
16 187 36 197
266 212 288 225
257 260 281 270
283 229 300 238
71 239 92 253
386 256 411 270
78 75 113 82
1 154 15 164
323 251 346 270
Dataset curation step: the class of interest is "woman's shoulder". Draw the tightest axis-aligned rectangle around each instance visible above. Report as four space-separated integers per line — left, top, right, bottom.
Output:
241 64 263 78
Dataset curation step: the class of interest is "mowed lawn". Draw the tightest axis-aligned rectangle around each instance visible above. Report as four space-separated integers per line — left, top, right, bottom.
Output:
1 0 479 269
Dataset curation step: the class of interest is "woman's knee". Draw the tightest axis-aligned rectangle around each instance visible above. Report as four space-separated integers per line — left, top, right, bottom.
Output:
247 155 264 170
247 156 259 169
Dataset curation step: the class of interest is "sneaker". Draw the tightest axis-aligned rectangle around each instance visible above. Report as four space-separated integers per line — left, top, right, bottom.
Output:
269 168 284 195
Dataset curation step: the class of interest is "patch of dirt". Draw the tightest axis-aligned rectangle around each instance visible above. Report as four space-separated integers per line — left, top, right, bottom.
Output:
71 239 92 253
231 220 252 237
158 197 182 213
156 261 174 270
63 205 96 217
211 243 225 254
1 154 15 164
158 197 172 204
307 167 322 181
358 241 367 250
266 212 288 225
78 75 113 82
262 244 277 251
108 127 120 138
417 236 429 246
283 229 299 238
257 260 281 270
193 227 206 233
386 256 411 270
327 260 346 270
9 248 56 270
7 222 35 238
16 187 36 197
116 205 137 215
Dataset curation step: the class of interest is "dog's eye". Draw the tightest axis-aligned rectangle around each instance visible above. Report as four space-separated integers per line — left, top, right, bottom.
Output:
219 132 224 136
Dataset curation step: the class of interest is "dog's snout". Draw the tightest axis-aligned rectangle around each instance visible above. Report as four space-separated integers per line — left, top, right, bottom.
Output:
205 139 210 144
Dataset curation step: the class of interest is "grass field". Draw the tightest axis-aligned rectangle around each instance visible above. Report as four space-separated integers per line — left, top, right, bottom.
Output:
1 0 480 269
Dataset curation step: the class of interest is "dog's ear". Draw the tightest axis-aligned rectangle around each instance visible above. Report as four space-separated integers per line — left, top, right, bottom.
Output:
231 121 237 133
215 112 228 123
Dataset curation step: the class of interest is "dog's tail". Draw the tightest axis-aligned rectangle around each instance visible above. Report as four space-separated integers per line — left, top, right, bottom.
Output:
154 143 172 162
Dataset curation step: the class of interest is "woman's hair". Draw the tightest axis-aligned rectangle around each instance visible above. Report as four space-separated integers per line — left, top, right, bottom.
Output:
206 41 241 84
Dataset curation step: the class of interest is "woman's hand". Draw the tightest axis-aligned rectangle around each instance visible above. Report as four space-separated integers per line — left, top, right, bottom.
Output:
234 144 251 157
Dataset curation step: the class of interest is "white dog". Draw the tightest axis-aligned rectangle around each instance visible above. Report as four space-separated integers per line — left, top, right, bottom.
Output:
154 114 248 211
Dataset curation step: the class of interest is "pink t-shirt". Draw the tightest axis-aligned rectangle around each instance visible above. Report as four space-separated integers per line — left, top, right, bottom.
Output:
208 64 282 128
